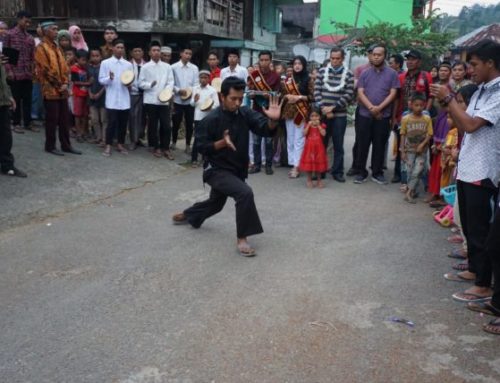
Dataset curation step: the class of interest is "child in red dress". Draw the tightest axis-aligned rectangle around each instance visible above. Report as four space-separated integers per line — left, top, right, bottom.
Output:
299 110 328 188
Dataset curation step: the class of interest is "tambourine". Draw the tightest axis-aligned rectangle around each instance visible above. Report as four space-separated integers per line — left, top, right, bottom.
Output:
200 98 214 112
211 77 222 93
180 88 192 100
158 88 173 103
120 70 135 86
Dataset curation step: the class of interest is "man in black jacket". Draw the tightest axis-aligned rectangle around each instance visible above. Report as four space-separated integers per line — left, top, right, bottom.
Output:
172 77 282 257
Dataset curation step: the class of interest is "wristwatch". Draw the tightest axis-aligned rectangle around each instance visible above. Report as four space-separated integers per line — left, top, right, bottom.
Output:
441 93 454 106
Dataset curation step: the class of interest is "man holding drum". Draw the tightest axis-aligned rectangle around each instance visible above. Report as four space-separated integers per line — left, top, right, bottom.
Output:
138 41 175 159
189 69 219 166
171 46 199 154
99 38 133 157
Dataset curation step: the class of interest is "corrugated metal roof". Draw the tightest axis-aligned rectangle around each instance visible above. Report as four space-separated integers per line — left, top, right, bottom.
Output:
453 24 500 47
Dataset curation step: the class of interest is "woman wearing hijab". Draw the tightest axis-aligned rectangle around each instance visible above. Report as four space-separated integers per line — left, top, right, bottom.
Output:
56 29 71 51
281 55 313 178
69 25 88 51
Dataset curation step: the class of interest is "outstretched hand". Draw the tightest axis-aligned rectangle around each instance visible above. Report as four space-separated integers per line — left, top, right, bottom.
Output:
263 94 283 121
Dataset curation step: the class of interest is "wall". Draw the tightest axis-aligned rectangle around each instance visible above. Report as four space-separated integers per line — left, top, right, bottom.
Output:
319 0 413 35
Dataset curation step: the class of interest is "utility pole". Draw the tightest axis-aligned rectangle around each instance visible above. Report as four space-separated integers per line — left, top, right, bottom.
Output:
348 0 363 68
353 0 363 29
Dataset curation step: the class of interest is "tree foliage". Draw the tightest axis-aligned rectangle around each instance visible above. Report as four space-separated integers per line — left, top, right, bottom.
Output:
336 13 453 61
434 3 500 36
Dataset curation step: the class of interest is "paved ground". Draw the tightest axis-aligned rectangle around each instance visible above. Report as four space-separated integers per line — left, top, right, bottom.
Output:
1 129 499 383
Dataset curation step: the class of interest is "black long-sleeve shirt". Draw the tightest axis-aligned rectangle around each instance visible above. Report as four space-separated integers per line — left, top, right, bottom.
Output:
196 106 276 179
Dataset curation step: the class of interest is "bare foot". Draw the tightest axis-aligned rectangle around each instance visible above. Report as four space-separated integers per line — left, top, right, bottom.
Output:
317 180 324 188
306 179 313 188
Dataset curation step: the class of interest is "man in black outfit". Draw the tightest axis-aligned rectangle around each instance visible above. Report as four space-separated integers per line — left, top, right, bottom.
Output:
0 55 27 177
172 77 282 257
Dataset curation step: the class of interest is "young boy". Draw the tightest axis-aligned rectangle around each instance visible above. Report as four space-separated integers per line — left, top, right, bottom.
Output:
88 48 106 145
189 70 219 167
400 92 433 203
71 50 91 142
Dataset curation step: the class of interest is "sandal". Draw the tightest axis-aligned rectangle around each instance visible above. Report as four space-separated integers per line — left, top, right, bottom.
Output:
164 151 174 160
452 291 492 303
430 200 447 208
237 244 256 257
447 235 464 244
400 184 408 193
452 262 469 271
467 301 500 317
483 318 500 335
444 272 474 283
447 248 467 260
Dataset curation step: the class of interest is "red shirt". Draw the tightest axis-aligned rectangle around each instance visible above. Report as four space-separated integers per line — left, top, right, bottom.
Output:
209 67 221 84
71 64 89 98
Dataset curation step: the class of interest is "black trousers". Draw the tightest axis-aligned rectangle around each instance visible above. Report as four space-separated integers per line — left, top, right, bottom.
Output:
0 105 14 172
172 103 195 146
457 180 498 288
106 109 129 145
145 104 171 150
9 79 32 127
191 121 201 162
353 115 391 177
183 169 264 238
486 207 500 309
393 126 402 179
44 99 71 152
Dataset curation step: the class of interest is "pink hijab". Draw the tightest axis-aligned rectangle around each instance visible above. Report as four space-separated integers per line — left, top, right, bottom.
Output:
69 25 88 51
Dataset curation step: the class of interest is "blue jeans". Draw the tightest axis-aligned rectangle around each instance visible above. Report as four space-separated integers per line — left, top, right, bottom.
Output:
324 116 347 176
31 82 44 120
253 134 273 168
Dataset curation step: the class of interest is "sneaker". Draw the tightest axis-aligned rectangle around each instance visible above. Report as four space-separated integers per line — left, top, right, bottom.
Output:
371 174 388 185
390 176 401 183
346 168 359 177
353 174 368 184
265 166 274 175
248 166 261 174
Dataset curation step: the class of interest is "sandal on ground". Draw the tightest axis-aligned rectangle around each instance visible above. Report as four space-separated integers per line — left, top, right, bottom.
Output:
237 244 256 257
452 291 492 303
289 168 299 179
12 125 25 134
102 150 111 157
172 212 189 225
444 272 474 283
117 147 128 155
164 151 174 160
429 200 447 208
452 262 469 271
483 318 500 335
467 301 500 317
447 248 467 260
447 235 464 244
153 150 163 158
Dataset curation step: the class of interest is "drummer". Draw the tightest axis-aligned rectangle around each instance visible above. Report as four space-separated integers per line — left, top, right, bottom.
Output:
171 46 199 154
98 38 133 157
189 70 220 167
138 40 175 159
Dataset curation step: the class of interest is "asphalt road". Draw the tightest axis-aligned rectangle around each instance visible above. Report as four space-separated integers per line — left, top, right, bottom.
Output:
1 129 499 383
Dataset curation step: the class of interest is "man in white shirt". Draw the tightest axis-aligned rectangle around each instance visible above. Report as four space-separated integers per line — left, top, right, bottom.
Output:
139 41 175 160
99 38 132 156
431 40 500 321
128 45 146 150
171 47 199 153
220 48 248 82
189 70 219 166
